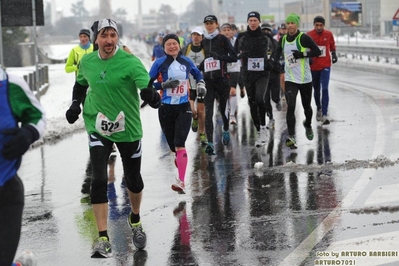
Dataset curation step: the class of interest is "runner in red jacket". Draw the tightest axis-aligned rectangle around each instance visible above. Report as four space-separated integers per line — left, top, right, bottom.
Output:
307 16 337 125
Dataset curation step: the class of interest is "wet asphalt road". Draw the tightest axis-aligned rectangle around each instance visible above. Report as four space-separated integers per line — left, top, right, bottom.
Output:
15 67 399 266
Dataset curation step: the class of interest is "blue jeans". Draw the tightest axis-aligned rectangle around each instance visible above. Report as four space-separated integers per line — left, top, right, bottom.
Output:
312 67 331 116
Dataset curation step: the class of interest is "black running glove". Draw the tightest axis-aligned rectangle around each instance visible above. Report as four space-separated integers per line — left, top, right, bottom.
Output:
292 50 305 59
2 125 38 160
65 100 81 124
140 88 161 109
332 51 338 64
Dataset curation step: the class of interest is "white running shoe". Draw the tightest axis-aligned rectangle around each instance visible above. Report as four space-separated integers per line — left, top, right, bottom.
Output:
260 128 268 143
322 116 330 125
171 177 185 193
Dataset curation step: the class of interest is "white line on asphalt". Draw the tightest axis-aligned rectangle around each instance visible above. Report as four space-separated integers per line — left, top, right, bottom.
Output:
364 183 399 206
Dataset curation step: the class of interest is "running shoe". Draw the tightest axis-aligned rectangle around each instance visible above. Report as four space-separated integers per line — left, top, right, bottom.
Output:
80 194 91 204
205 142 215 155
321 116 330 125
191 118 198 132
222 130 230 145
127 216 147 250
255 131 262 147
171 177 185 193
260 128 268 144
200 133 208 146
230 115 237 125
316 109 322 121
91 236 112 258
14 250 37 266
285 136 298 149
303 121 314 140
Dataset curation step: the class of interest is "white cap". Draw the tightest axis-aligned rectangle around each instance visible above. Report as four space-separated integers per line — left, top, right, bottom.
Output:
191 26 204 35
97 18 118 34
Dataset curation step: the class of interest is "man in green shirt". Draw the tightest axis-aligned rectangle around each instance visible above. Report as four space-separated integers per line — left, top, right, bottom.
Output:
65 18 160 258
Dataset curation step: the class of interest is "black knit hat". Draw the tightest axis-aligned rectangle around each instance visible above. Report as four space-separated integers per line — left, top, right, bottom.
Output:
79 29 90 38
313 16 325 25
247 11 261 22
162 34 180 48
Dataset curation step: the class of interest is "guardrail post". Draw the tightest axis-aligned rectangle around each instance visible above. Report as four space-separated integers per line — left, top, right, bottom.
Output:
28 73 34 91
44 65 48 83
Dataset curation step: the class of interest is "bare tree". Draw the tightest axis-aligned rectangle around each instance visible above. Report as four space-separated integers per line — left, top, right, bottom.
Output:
157 4 178 30
70 0 89 18
180 0 212 27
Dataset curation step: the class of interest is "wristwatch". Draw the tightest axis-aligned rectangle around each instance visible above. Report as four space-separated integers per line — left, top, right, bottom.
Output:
303 51 307 57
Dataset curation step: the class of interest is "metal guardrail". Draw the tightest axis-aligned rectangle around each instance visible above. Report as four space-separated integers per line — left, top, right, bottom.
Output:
23 65 49 99
336 45 399 64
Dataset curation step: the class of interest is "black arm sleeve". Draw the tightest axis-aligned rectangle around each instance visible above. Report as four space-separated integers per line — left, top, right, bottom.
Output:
72 82 88 104
301 34 322 57
265 33 277 60
219 36 238 63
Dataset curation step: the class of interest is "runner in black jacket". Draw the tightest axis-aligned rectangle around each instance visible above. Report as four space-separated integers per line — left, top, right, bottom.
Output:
199 14 237 155
235 11 277 147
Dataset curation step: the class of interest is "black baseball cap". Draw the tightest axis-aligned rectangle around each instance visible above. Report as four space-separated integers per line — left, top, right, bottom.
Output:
261 23 272 31
204 15 218 23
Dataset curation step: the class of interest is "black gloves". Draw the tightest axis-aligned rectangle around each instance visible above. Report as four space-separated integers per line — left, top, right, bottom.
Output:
65 100 81 124
161 78 180 89
2 125 38 160
292 50 305 59
196 80 206 100
140 88 161 109
332 51 338 64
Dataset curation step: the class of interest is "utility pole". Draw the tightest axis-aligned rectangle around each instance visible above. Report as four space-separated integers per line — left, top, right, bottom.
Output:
32 0 40 98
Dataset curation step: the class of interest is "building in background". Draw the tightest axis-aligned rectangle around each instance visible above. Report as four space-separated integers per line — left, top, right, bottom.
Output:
282 0 395 37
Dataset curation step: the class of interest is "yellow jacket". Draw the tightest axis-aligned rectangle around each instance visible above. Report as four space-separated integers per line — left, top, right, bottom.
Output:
65 44 94 75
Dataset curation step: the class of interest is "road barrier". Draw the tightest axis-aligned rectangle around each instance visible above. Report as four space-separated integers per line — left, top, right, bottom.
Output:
23 65 49 99
336 45 399 64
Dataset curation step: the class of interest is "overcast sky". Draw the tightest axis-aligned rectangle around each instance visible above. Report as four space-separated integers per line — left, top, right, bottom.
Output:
46 0 191 19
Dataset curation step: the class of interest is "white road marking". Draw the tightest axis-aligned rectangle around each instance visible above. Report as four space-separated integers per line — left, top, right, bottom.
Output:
364 183 399 206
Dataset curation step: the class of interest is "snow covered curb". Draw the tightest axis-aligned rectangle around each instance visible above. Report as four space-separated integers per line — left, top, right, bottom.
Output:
337 57 399 76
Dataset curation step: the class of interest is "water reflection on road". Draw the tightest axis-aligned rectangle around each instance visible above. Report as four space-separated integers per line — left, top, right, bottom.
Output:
17 75 399 265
